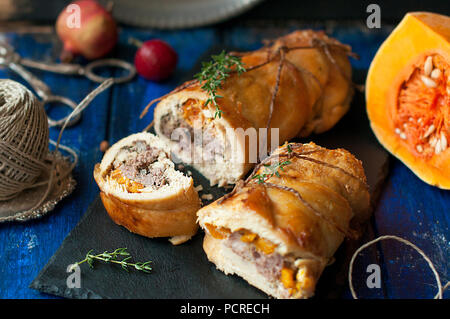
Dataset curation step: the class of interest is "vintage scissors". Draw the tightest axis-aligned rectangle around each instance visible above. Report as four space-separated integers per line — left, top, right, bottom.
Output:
0 41 136 127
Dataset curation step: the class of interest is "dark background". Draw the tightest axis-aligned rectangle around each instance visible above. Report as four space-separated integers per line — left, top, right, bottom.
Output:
0 0 449 26
231 0 450 23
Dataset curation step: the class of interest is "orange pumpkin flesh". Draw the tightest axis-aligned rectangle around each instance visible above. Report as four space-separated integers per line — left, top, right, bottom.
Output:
110 169 144 193
366 12 450 189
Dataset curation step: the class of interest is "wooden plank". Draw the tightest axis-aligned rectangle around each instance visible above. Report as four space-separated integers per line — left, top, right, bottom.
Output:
373 161 450 298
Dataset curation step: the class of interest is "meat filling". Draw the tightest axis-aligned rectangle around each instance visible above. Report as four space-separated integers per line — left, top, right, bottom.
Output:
206 225 313 296
159 100 225 162
160 112 193 153
111 140 168 190
224 231 284 283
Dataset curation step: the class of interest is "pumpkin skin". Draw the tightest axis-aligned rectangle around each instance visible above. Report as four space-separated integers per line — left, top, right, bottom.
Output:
366 12 450 189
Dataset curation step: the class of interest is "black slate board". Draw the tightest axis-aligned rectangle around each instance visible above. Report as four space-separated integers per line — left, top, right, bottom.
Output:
30 50 390 298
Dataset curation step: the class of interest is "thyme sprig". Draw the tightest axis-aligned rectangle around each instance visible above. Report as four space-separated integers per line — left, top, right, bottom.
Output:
287 143 293 154
73 248 152 273
194 50 246 118
252 160 292 184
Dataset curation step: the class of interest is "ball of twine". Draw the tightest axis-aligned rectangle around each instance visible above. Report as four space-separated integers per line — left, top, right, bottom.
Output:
0 78 113 214
0 79 50 201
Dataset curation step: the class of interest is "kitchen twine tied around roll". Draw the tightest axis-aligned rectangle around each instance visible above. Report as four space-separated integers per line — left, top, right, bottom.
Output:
0 78 113 213
348 235 450 299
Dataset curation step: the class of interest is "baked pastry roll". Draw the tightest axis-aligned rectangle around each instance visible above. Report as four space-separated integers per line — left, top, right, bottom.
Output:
197 142 370 298
94 132 201 245
148 30 355 186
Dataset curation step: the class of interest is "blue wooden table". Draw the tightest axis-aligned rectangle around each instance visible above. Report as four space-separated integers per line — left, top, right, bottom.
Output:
0 22 448 299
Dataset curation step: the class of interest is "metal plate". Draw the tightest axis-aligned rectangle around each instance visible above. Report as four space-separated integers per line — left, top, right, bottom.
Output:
112 0 263 29
0 153 76 223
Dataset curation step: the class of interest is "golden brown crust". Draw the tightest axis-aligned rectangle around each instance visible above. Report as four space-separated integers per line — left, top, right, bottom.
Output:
218 30 353 137
99 191 199 239
153 30 354 186
198 142 370 256
161 29 353 137
204 30 354 138
197 142 370 297
216 49 312 143
93 135 201 244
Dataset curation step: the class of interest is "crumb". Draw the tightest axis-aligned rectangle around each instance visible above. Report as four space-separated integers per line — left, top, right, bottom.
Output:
187 170 192 176
169 235 192 245
201 194 213 200
195 185 203 192
100 140 109 152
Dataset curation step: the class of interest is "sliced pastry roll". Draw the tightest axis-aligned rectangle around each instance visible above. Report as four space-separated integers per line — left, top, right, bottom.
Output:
149 30 355 186
94 132 201 245
197 142 370 298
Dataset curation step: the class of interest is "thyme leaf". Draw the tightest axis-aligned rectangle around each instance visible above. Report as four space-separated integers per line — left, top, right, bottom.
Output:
194 50 246 118
287 143 293 154
252 160 292 184
74 248 152 273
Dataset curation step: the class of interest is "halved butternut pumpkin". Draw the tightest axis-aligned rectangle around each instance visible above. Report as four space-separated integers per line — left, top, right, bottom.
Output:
366 12 450 189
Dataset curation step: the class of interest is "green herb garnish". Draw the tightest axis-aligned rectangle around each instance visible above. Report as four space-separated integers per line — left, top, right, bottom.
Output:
252 160 292 184
287 144 293 153
194 50 246 118
73 248 152 273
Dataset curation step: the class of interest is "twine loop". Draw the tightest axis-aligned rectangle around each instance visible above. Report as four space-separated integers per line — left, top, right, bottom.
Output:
349 235 449 299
